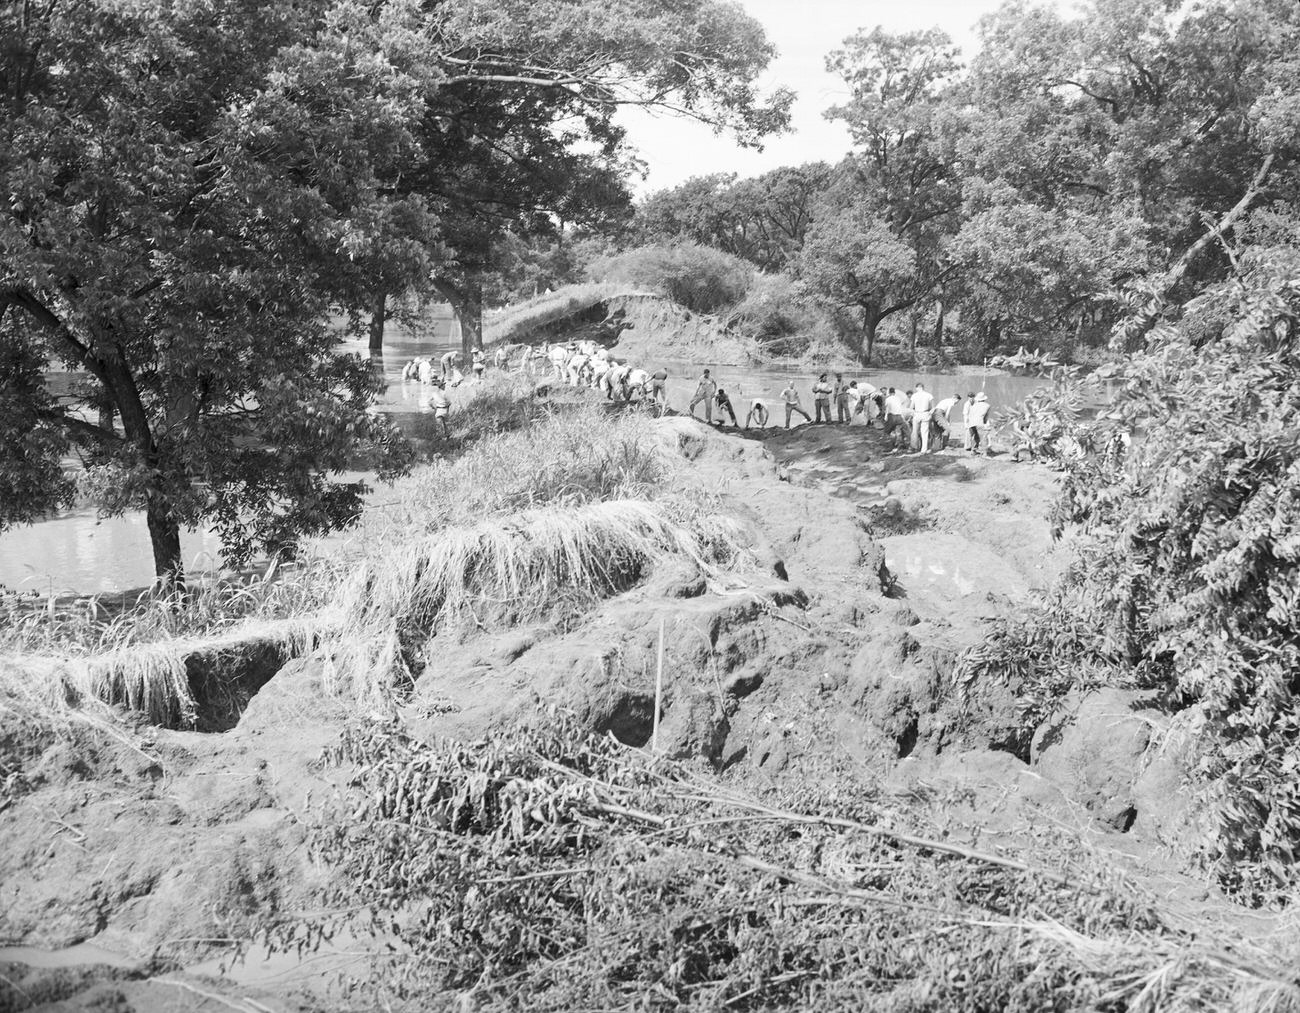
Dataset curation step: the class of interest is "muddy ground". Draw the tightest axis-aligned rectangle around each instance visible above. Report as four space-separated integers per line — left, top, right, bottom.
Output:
0 416 1246 1012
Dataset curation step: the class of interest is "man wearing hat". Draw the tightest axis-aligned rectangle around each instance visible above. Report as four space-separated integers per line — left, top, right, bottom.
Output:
967 392 991 456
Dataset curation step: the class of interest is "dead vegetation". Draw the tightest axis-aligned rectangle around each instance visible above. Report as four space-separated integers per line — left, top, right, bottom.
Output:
267 713 1300 1012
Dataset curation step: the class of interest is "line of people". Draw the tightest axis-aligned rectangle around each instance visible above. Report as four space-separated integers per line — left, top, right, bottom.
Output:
402 347 493 386
405 341 997 456
538 339 675 409
690 368 995 456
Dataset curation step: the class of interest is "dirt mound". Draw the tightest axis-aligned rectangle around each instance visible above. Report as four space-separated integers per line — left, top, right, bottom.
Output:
488 289 762 365
0 414 1228 1009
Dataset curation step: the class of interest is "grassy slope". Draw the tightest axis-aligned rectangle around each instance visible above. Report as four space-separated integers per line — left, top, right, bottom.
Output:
0 378 728 732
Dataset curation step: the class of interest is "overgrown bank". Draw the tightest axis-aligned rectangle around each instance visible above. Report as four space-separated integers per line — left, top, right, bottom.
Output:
2 379 1299 1011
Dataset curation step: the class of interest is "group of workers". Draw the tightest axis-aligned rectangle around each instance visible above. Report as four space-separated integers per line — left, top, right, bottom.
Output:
692 369 995 455
403 342 997 454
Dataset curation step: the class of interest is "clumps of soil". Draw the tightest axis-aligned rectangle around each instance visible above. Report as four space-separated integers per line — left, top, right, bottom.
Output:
859 496 934 536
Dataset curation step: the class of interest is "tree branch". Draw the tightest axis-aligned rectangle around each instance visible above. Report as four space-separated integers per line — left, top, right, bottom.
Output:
34 407 124 447
6 288 104 380
1113 152 1275 350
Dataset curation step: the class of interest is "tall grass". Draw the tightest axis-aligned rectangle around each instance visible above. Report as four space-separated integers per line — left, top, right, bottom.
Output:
376 403 676 535
325 497 747 707
1 395 733 727
1 617 320 729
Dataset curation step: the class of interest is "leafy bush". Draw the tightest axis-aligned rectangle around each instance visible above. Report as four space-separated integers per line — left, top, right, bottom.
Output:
727 272 840 355
587 242 754 315
965 244 1300 899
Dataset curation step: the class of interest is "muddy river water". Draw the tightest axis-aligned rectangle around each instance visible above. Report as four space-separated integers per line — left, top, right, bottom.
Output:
0 331 1063 595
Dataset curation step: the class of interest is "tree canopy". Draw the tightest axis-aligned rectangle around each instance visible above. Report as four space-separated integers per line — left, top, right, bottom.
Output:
634 163 831 272
0 0 789 582
628 0 1300 362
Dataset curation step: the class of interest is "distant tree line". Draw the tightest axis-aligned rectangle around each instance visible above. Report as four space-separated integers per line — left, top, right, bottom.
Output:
627 0 1300 363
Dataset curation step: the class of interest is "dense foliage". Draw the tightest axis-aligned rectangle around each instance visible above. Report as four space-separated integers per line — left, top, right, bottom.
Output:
633 164 831 272
963 242 1300 899
588 243 755 316
631 0 1300 364
0 0 788 581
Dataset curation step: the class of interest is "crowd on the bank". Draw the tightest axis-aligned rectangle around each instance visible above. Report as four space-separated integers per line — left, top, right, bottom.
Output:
402 343 995 455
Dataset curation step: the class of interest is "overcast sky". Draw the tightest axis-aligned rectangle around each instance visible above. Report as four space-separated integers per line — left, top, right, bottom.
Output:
619 0 1076 194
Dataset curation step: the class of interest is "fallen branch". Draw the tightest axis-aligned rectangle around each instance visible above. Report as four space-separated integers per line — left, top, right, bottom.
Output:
1113 151 1275 350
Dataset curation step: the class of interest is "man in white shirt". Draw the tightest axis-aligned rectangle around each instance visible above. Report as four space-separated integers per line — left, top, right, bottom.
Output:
932 393 961 450
909 383 936 452
602 361 630 400
626 366 650 402
780 381 812 428
849 381 877 424
967 392 992 455
883 387 908 447
689 369 718 423
961 392 976 449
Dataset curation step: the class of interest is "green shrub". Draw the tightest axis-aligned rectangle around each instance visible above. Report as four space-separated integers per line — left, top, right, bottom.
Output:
726 272 842 356
587 242 754 315
965 244 1300 899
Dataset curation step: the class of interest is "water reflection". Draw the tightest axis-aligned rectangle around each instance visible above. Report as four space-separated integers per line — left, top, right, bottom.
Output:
0 507 223 595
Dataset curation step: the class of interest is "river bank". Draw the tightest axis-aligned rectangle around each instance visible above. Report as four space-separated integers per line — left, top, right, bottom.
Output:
2 380 1293 1012
1 350 1055 595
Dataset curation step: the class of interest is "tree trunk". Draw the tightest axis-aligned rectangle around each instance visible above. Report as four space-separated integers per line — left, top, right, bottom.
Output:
1113 151 1274 352
455 278 483 358
431 277 484 359
861 307 882 364
906 311 919 361
146 495 184 590
932 299 945 346
11 297 186 587
99 353 184 587
367 289 388 354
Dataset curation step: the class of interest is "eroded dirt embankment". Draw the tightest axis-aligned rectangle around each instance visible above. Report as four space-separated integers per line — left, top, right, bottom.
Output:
0 417 1227 1011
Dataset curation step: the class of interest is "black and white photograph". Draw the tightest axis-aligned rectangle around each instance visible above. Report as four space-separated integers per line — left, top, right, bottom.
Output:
3 0 1299 1008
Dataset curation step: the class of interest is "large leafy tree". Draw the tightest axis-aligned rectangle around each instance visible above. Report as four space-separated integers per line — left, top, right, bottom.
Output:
367 0 793 355
953 0 1300 350
0 0 428 583
799 28 962 362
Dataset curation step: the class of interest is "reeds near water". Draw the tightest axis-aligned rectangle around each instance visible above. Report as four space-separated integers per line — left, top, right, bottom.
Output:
1 617 318 727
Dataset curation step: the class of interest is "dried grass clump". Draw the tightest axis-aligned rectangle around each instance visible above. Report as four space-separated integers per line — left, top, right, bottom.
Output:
1 617 319 729
345 499 733 624
0 554 333 658
325 498 747 703
358 406 682 542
